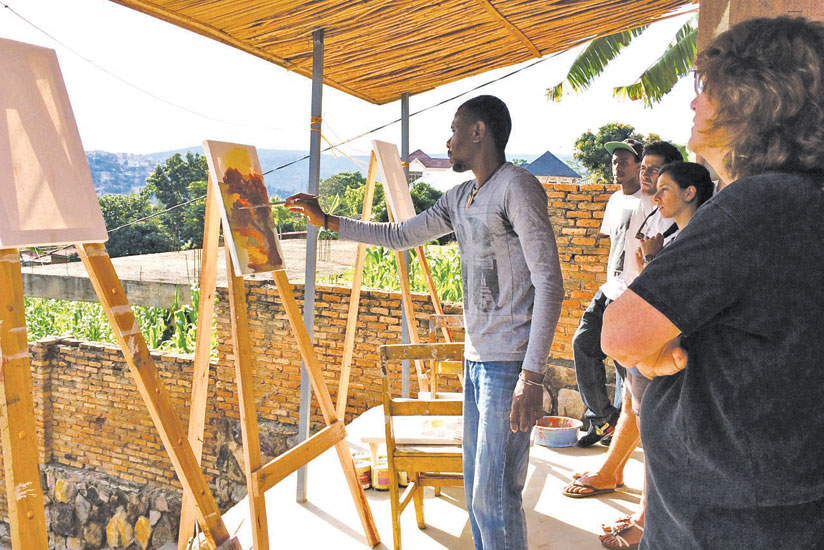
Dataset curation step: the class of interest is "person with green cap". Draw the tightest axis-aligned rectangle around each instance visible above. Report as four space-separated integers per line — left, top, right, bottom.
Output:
571 138 643 448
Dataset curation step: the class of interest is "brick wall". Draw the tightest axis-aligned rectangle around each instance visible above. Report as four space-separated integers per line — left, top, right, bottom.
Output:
0 181 615 537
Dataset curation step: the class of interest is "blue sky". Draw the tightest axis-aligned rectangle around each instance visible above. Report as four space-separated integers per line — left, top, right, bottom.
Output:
1 0 697 157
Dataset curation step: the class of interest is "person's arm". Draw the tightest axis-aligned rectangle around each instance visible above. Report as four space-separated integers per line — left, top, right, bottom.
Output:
601 289 686 378
505 177 565 432
286 192 454 250
603 191 752 379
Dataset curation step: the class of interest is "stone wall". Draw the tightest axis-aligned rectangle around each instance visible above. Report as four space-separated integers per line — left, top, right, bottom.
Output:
0 181 615 548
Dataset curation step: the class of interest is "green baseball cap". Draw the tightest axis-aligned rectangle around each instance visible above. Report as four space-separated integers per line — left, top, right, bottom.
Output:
605 139 644 160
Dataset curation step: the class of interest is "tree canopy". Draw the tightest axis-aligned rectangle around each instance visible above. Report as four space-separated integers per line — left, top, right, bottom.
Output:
99 190 173 257
145 153 208 246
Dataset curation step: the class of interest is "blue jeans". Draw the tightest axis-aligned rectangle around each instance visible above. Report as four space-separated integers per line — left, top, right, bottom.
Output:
572 289 625 424
463 360 532 550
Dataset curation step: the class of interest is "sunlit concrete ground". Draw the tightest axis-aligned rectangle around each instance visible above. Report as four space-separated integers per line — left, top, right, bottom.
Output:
216 406 644 550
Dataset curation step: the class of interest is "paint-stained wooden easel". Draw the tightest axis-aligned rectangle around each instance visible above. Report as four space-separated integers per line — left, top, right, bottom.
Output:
178 181 379 550
335 146 453 420
0 244 241 550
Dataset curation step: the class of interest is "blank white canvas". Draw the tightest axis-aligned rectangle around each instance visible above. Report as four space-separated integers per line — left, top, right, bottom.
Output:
0 38 107 248
372 140 416 221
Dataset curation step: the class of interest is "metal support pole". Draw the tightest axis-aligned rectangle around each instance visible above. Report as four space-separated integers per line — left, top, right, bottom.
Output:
297 27 324 503
400 93 411 397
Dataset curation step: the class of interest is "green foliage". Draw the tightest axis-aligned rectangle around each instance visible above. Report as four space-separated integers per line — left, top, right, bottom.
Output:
322 244 463 303
99 190 174 258
511 159 529 167
145 153 208 246
180 179 209 249
24 285 215 355
547 16 696 108
574 123 644 183
346 183 386 221
614 17 697 107
548 26 647 100
271 195 307 234
319 171 366 205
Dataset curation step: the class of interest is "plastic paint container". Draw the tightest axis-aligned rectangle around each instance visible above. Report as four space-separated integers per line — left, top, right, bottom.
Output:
354 459 372 490
534 416 583 448
397 470 409 487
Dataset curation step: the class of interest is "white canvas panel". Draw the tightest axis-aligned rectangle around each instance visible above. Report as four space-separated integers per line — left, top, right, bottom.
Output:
0 38 107 248
203 140 284 277
372 140 416 221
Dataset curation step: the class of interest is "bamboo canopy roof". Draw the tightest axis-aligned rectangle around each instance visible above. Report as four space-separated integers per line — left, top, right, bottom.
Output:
110 0 693 105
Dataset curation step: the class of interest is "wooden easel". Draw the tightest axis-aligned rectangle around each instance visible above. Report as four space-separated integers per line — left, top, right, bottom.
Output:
178 181 379 550
335 148 453 420
0 244 240 550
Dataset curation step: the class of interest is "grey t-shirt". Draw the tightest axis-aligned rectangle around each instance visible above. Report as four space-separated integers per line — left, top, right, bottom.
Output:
338 162 564 373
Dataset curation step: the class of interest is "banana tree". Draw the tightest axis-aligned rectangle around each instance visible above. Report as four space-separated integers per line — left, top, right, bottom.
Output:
548 15 698 107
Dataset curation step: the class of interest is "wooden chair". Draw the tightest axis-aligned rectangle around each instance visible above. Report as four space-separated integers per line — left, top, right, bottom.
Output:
380 343 465 550
425 314 465 395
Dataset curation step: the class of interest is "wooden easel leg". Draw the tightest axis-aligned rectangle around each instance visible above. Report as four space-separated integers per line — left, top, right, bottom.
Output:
225 248 268 550
77 243 232 549
272 270 380 547
178 182 221 550
414 248 453 343
0 249 48 550
393 249 428 393
336 151 378 421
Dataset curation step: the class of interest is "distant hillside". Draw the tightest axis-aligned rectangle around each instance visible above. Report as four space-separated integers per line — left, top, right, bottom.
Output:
86 147 370 198
86 147 550 197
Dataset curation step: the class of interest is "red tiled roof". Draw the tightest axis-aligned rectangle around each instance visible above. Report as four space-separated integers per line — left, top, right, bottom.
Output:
409 149 451 169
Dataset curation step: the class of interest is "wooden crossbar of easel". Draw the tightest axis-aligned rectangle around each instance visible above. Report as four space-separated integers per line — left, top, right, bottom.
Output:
178 182 379 550
0 245 240 550
335 150 454 420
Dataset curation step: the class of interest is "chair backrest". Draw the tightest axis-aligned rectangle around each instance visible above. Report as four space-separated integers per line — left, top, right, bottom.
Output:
379 343 464 442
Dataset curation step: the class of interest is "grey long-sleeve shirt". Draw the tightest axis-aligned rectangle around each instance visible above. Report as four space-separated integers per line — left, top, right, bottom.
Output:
339 162 564 374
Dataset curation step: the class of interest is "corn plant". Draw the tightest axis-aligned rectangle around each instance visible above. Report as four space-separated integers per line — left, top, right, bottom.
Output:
23 284 215 355
321 244 463 303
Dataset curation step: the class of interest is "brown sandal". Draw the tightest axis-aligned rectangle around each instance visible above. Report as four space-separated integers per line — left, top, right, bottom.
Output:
601 515 633 534
599 518 644 549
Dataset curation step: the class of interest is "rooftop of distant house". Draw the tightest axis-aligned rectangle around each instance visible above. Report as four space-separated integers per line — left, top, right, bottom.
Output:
409 149 452 170
525 151 581 179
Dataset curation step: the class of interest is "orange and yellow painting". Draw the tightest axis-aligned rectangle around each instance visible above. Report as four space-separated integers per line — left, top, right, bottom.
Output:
203 140 284 276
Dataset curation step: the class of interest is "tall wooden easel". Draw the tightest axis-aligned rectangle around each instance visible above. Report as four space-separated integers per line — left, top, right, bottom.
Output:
178 178 380 550
0 36 238 550
0 244 241 550
335 145 453 420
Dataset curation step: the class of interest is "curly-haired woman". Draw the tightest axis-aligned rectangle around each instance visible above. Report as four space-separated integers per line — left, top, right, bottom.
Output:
602 16 824 550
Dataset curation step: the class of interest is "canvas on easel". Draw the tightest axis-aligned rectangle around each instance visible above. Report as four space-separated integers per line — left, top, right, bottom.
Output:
0 38 239 550
202 140 284 276
0 38 107 248
179 140 379 550
372 140 416 222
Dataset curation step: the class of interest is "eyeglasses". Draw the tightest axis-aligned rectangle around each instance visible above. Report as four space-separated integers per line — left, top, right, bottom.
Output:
636 208 659 240
692 70 705 95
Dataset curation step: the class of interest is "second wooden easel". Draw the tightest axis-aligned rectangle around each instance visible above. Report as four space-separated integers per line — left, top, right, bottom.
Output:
335 144 454 421
178 177 379 550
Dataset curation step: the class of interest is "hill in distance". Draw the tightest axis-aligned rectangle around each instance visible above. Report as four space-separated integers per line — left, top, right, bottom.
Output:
86 147 552 197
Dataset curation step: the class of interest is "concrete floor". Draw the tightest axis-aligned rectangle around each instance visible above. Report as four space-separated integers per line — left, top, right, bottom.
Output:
215 406 644 550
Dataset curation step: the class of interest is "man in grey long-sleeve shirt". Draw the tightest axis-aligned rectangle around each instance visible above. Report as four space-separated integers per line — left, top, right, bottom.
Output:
287 95 563 550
